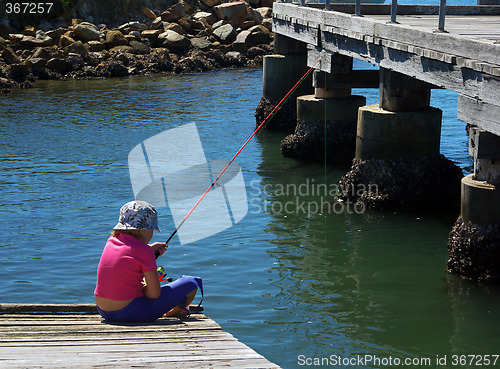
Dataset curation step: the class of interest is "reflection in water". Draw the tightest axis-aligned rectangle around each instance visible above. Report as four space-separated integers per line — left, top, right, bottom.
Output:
253 130 500 367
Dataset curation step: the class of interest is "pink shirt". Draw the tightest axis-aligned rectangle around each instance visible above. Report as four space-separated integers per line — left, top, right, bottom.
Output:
94 233 157 301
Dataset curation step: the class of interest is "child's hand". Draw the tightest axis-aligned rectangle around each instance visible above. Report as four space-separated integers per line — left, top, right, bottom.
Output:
150 242 167 256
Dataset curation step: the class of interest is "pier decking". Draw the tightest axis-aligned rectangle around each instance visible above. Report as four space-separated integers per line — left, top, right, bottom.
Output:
0 304 280 368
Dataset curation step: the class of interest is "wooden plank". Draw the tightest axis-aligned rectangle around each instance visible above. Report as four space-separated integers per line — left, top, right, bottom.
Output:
273 3 500 66
458 94 500 136
317 32 500 106
0 305 281 368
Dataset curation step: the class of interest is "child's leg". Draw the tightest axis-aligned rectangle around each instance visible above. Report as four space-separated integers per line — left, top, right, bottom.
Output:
148 275 202 320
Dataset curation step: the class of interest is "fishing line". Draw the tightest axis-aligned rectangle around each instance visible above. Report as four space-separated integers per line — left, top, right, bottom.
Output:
159 56 323 254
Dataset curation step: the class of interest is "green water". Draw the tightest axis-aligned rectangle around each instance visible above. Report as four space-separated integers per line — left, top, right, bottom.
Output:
1 68 499 369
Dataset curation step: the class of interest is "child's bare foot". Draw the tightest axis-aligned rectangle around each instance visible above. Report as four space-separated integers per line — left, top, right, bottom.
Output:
163 306 190 319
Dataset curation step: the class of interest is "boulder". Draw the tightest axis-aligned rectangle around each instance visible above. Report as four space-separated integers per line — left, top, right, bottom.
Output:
0 18 11 38
141 29 163 39
20 36 47 48
261 0 274 7
129 40 151 54
26 57 46 70
60 34 76 47
200 0 221 7
161 3 187 22
46 57 67 72
212 20 229 29
246 8 264 25
159 30 191 50
38 20 53 32
64 41 88 56
193 11 218 26
165 23 185 35
256 7 273 18
191 37 212 51
140 7 157 20
151 17 164 30
9 63 30 81
109 45 134 53
88 40 105 52
1 47 20 64
46 28 65 42
233 25 269 52
128 31 141 40
247 46 266 58
105 30 128 48
32 48 52 60
73 23 100 42
212 23 236 44
0 36 6 46
262 18 272 32
24 26 36 37
214 1 248 28
248 0 262 7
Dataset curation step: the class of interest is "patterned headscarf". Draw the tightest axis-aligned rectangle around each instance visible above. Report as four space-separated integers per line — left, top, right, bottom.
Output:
113 200 160 231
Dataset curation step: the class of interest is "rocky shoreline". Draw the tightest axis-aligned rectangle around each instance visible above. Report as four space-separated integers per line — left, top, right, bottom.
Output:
0 0 274 92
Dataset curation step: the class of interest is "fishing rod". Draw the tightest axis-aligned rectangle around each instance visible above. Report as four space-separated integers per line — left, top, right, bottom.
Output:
157 56 323 257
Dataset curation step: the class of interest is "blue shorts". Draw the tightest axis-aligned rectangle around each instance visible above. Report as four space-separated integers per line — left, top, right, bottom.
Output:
97 275 202 323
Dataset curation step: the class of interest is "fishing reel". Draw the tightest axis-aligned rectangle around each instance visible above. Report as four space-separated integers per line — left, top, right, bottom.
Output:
157 266 172 283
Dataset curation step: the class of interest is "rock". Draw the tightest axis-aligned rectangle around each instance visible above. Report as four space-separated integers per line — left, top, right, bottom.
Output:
128 31 141 40
118 22 147 33
177 17 199 34
20 36 47 48
261 0 274 7
60 34 76 47
9 63 30 81
46 58 67 72
64 41 88 56
0 36 6 46
26 57 46 70
247 46 266 58
262 18 272 32
32 48 52 60
164 23 185 35
141 29 163 39
73 23 100 42
256 7 273 18
248 24 269 43
46 28 65 42
193 11 218 26
105 30 128 48
129 40 150 54
200 0 221 7
212 23 236 44
161 3 187 22
109 45 134 53
212 20 228 29
226 51 241 59
214 1 248 28
191 37 212 51
246 8 264 25
248 0 262 7
88 40 105 52
159 30 191 50
140 7 157 20
1 47 20 64
24 26 36 37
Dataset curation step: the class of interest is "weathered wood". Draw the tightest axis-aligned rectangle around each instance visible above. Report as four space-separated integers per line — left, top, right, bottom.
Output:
0 305 280 368
273 3 500 67
306 4 500 16
458 94 500 136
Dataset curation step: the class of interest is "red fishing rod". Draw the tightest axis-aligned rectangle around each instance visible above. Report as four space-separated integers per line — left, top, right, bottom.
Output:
160 56 323 253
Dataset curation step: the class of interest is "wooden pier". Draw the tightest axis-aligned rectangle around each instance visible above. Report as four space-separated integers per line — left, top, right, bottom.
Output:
0 304 280 368
264 2 500 282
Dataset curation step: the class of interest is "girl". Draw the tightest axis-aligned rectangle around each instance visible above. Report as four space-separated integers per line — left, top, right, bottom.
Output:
94 200 202 322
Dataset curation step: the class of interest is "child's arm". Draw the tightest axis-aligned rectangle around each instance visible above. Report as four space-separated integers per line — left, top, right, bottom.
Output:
143 270 161 299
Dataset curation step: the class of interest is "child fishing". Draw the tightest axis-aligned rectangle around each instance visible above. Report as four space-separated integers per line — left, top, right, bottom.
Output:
94 200 202 322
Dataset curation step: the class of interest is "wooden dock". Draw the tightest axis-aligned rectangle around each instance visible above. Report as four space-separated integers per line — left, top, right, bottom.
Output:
0 304 280 368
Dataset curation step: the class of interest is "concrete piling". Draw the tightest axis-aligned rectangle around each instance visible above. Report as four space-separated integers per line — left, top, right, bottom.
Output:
255 34 313 132
448 128 500 283
281 65 366 165
338 68 462 210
